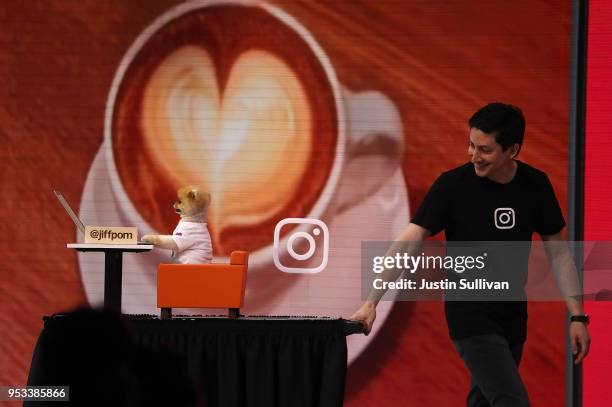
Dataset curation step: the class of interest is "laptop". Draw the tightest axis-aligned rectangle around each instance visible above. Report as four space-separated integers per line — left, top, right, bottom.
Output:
54 190 86 234
54 190 148 245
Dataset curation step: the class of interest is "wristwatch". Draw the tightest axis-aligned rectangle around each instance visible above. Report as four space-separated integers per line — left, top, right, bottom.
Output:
570 314 590 325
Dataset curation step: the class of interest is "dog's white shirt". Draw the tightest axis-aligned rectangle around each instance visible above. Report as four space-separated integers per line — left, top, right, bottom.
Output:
170 221 213 264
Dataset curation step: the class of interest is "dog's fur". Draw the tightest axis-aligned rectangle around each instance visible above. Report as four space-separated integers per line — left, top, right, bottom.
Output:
142 186 211 258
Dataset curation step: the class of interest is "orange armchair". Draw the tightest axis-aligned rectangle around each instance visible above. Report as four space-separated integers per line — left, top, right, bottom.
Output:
157 251 249 319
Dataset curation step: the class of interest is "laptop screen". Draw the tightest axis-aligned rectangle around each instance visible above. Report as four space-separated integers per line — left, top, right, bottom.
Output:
53 190 85 233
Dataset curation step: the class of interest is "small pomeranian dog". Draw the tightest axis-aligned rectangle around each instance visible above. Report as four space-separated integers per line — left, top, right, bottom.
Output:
142 186 212 264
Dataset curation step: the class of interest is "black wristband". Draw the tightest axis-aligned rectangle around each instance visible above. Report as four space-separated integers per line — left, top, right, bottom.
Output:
570 314 590 324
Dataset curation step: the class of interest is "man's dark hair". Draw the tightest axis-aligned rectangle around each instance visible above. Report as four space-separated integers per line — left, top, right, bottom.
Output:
468 102 525 156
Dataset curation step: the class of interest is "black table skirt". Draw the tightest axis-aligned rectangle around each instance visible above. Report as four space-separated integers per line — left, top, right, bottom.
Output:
26 310 356 407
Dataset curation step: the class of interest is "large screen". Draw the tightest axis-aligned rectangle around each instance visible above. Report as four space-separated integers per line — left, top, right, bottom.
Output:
0 1 572 404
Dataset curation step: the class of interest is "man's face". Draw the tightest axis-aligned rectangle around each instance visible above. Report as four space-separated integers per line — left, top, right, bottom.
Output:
468 127 517 180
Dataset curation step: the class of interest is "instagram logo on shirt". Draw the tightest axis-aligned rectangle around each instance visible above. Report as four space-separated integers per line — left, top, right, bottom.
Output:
494 208 515 230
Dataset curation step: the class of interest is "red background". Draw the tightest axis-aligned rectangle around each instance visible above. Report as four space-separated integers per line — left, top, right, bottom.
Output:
583 0 612 405
0 1 574 405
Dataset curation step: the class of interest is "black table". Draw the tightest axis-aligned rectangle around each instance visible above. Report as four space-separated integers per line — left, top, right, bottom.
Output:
67 244 152 312
27 312 363 407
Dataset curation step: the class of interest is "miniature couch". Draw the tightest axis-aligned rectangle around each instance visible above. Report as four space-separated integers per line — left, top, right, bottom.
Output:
157 251 249 319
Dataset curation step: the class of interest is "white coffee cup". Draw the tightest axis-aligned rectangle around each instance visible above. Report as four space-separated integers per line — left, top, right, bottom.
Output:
103 0 405 267
79 0 409 363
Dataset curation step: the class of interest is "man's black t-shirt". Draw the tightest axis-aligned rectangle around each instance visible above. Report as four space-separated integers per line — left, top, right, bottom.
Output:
411 161 565 344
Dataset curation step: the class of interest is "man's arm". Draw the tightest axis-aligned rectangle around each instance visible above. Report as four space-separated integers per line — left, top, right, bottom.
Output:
349 223 430 335
542 232 591 364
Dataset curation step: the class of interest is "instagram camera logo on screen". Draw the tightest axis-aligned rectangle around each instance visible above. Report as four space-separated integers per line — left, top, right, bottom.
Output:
273 218 329 274
494 207 515 230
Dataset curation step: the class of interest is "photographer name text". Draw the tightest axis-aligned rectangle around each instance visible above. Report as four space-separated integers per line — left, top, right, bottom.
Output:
373 278 509 291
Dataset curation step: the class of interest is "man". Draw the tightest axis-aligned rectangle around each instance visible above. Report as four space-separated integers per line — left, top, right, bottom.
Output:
351 103 590 406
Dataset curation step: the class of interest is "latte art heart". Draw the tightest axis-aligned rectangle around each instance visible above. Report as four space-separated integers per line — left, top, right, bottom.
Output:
141 46 312 242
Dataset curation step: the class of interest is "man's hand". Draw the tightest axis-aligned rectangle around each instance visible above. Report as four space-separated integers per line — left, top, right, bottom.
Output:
570 322 591 364
350 301 377 335
348 223 429 336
